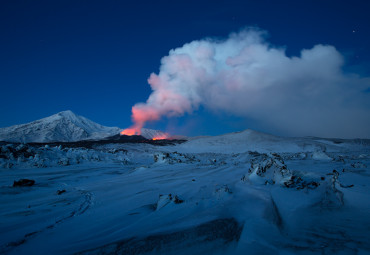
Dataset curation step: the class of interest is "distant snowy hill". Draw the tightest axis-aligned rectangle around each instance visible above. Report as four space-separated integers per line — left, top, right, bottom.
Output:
0 111 121 143
177 129 370 153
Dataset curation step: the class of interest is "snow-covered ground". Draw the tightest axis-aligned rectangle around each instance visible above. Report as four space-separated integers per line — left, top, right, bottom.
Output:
1 131 370 254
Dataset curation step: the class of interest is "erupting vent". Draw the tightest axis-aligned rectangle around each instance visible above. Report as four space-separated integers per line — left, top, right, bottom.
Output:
120 128 139 136
121 128 170 140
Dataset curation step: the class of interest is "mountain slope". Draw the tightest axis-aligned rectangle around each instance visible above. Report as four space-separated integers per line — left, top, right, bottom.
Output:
140 128 169 139
0 111 121 143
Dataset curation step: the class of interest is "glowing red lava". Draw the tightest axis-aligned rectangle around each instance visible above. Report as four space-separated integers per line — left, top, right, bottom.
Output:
121 128 170 140
120 128 140 136
151 134 170 140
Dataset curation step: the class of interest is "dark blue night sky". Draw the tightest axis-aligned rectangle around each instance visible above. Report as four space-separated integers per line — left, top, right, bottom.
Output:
1 0 369 137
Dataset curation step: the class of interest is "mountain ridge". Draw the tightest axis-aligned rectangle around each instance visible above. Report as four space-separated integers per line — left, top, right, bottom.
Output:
0 111 176 143
0 111 122 143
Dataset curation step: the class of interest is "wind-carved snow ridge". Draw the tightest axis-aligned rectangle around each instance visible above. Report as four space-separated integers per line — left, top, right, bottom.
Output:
0 186 94 254
77 218 243 255
0 110 121 143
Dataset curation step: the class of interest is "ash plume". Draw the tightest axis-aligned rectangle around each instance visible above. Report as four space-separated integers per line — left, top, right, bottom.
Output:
125 28 370 138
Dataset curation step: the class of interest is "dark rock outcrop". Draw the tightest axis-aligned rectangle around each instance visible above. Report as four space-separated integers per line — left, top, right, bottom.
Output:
13 179 35 187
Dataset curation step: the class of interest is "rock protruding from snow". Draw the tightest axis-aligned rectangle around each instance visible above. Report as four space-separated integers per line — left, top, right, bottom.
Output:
243 152 291 185
0 143 129 169
13 179 35 187
0 110 121 143
155 194 184 211
242 152 321 189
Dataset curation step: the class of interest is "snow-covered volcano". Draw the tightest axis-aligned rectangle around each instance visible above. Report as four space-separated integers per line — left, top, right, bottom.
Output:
0 111 176 143
0 111 121 143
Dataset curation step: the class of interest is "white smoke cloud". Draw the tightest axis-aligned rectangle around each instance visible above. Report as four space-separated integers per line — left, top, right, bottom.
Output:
129 28 370 138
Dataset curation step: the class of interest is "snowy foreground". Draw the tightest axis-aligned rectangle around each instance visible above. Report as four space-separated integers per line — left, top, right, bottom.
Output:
1 130 370 255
